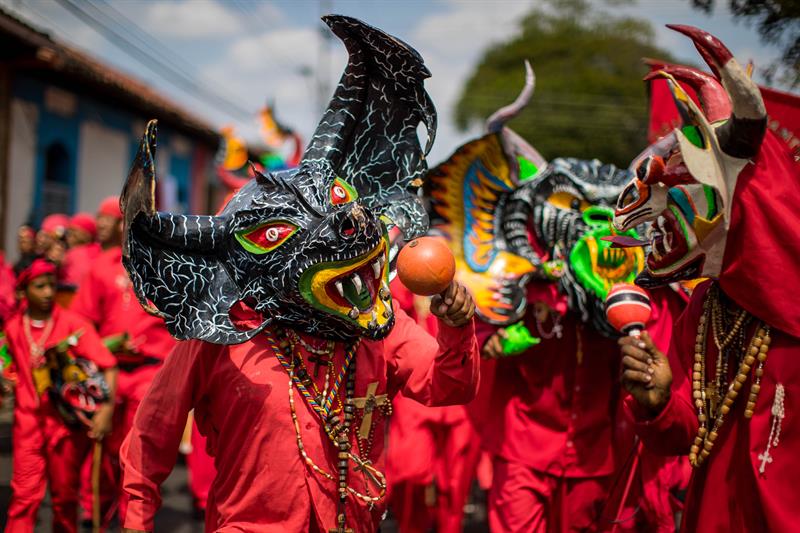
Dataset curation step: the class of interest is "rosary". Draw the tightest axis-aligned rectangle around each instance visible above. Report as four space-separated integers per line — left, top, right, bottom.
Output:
267 328 388 532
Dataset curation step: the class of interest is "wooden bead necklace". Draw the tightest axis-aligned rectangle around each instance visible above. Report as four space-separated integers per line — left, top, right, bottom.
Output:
689 285 771 468
266 328 386 532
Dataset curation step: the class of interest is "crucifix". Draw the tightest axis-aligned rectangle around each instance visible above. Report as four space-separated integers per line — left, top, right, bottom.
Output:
351 381 388 439
329 513 353 533
758 450 773 474
308 353 331 377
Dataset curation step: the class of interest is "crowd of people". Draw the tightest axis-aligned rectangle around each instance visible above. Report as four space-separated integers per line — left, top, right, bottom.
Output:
0 14 797 533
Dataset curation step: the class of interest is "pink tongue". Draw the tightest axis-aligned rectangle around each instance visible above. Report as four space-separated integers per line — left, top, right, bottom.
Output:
600 235 649 248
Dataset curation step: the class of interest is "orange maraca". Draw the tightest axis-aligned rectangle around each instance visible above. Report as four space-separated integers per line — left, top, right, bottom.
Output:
396 237 456 296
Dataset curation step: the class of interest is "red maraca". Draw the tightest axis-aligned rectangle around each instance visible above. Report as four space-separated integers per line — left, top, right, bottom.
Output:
396 237 456 296
605 283 651 336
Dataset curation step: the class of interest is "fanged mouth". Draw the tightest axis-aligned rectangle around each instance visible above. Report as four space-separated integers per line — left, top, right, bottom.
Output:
325 247 387 312
299 241 393 333
570 227 645 299
646 209 689 271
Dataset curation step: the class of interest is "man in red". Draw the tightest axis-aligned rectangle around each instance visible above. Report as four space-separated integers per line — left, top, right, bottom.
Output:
62 212 101 288
3 259 118 532
70 196 175 524
116 16 476 532
617 26 800 531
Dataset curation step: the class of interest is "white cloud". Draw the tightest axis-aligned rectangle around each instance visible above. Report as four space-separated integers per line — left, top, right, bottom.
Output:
143 0 244 39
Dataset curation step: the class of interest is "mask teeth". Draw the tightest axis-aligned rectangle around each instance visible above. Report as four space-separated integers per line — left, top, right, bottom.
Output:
335 280 345 297
368 310 378 329
379 286 391 301
352 273 363 294
372 259 381 279
383 305 393 319
348 307 359 319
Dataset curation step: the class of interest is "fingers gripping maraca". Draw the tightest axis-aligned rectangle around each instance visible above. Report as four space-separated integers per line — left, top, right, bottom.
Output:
606 283 672 415
397 237 475 327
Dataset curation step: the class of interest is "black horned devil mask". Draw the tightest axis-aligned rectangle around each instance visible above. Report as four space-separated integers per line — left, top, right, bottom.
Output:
120 16 436 344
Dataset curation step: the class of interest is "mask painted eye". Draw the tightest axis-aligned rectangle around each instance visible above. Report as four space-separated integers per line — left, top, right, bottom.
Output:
235 221 298 254
546 191 590 212
330 178 358 205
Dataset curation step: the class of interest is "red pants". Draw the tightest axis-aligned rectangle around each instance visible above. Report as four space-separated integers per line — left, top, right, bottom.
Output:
187 421 216 510
489 457 610 533
388 402 482 533
79 364 160 525
6 399 88 533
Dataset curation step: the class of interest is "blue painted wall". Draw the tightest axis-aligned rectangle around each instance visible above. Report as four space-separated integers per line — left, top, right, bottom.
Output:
13 75 200 223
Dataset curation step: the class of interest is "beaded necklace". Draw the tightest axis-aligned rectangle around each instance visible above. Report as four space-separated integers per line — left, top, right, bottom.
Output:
23 314 55 365
689 284 771 468
266 328 386 532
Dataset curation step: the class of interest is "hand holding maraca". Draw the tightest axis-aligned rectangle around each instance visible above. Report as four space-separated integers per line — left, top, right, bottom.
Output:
606 283 671 417
618 331 672 417
397 237 475 328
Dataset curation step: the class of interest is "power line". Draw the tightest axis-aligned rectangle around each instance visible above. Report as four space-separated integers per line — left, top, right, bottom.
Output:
50 0 253 122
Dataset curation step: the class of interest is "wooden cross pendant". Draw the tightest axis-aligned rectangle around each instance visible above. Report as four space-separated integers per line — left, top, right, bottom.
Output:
308 353 331 377
329 513 353 533
351 381 388 439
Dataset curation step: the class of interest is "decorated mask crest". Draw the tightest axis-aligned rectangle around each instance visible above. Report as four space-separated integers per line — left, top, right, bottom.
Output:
612 25 767 287
120 16 436 344
428 63 643 336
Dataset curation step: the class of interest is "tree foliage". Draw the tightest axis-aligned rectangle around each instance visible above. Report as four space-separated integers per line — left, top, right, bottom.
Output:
454 0 677 167
691 0 800 88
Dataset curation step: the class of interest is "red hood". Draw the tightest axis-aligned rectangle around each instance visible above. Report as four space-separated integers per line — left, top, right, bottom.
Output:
719 130 800 338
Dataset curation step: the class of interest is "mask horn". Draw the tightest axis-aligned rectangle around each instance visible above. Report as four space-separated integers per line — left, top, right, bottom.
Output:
667 25 766 159
485 60 535 133
122 120 225 256
644 63 731 123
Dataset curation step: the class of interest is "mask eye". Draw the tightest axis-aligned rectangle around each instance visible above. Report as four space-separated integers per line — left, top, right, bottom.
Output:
236 221 298 254
330 178 358 205
546 191 590 212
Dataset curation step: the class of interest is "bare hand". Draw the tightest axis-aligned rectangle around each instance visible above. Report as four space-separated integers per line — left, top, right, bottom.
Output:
619 331 672 417
88 402 114 440
430 281 475 328
481 329 506 359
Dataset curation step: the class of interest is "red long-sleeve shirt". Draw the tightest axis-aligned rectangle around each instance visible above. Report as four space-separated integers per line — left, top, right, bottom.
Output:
70 246 175 361
627 281 800 531
4 306 116 412
120 305 479 532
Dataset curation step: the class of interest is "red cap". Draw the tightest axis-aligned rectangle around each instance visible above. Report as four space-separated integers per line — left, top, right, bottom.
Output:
69 212 97 238
98 196 122 219
16 259 57 289
41 214 69 237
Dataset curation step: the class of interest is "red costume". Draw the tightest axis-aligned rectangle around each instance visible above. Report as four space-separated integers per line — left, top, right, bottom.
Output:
3 305 116 533
387 279 482 533
120 306 478 532
627 280 800 531
70 245 175 522
0 253 15 325
485 284 685 532
61 242 101 288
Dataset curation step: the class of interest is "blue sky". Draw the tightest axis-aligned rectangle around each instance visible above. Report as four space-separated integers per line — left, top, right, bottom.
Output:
1 0 789 162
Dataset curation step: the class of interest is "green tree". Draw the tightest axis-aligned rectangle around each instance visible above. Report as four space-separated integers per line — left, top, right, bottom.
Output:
454 0 677 167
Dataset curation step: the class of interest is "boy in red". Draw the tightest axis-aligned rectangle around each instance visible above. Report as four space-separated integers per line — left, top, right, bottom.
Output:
71 197 176 523
3 259 117 533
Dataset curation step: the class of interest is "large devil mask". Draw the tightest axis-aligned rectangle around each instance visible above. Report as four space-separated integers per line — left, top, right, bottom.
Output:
428 64 643 337
120 16 436 344
613 25 800 339
613 25 768 287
